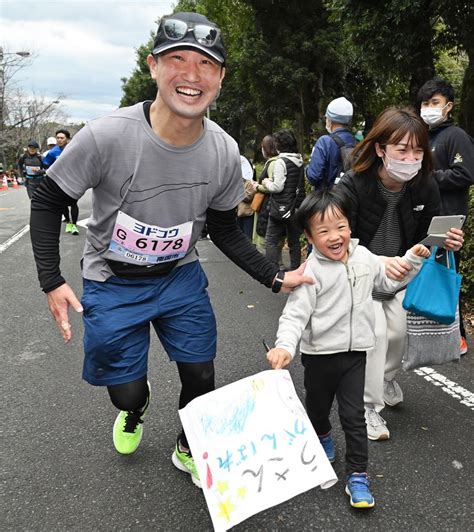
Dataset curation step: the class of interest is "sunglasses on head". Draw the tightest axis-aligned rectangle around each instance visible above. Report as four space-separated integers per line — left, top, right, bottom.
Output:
162 18 220 47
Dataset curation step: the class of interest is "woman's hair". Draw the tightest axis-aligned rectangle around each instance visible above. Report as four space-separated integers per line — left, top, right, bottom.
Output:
295 188 351 234
273 129 298 153
351 107 433 181
261 135 278 158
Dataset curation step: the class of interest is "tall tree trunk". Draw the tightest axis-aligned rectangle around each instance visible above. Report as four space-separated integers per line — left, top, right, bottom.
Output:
408 16 435 106
459 52 474 137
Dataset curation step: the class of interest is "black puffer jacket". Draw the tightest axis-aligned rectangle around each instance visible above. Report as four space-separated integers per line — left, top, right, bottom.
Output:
429 119 474 216
338 170 441 254
269 157 305 220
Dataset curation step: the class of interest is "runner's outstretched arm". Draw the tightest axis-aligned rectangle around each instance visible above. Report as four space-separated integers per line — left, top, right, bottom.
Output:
206 207 314 292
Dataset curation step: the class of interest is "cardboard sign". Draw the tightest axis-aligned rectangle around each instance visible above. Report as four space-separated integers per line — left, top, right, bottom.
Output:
179 370 338 531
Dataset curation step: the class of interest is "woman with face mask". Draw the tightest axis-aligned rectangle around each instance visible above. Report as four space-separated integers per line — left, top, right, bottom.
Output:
337 107 464 442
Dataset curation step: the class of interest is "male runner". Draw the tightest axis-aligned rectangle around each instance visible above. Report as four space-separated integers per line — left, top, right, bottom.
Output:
30 12 312 488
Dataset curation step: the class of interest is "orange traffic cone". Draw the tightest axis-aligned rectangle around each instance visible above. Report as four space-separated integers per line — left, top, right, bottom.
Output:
1 176 8 191
12 176 19 189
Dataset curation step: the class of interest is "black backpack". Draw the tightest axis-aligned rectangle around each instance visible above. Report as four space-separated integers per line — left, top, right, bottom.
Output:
330 133 354 177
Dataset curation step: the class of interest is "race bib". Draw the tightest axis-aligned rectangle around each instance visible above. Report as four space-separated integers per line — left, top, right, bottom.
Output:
108 211 193 264
25 165 42 177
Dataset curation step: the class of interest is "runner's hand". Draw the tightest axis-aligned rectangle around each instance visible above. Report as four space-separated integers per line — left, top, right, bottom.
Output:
267 348 292 369
280 262 315 293
46 283 83 343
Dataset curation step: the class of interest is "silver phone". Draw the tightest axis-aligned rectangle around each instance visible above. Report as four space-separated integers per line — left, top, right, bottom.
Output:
420 215 466 247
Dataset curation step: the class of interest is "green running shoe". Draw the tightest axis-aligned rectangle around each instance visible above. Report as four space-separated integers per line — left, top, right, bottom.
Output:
172 440 201 488
65 223 73 233
113 385 150 455
70 224 79 235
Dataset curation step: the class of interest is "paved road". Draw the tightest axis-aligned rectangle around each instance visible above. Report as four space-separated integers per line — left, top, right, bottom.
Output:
1 186 473 530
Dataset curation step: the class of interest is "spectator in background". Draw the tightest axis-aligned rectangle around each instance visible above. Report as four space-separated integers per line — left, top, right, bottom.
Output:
338 107 464 441
237 154 256 240
254 135 279 254
418 77 474 355
307 97 355 190
43 129 79 235
18 140 45 199
262 129 305 271
42 137 57 158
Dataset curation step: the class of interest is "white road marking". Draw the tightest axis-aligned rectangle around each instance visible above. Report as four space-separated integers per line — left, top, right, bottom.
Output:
414 366 474 410
0 224 30 253
0 218 90 254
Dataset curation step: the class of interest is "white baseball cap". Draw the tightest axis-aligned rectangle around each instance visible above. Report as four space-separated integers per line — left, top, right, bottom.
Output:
47 137 57 146
325 97 353 124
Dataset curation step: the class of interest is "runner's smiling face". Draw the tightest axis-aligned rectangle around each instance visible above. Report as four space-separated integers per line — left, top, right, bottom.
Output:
147 49 225 120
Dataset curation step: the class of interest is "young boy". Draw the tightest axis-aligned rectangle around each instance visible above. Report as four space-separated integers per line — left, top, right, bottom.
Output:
266 189 429 509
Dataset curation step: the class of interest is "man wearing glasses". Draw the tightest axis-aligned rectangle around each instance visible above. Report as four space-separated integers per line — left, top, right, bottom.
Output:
30 12 312 488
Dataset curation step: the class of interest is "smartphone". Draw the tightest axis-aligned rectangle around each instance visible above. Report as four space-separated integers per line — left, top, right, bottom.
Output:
420 215 466 247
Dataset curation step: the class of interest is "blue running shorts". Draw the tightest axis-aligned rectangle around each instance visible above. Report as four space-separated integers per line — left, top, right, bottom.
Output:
81 261 217 386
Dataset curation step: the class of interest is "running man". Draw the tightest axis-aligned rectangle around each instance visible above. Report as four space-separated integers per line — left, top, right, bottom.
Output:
30 11 313 488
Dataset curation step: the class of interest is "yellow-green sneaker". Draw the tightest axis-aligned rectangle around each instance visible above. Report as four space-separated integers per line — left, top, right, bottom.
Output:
65 223 73 233
112 387 150 455
172 440 201 488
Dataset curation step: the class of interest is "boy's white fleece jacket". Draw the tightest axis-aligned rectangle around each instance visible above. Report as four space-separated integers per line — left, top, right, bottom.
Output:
275 239 423 358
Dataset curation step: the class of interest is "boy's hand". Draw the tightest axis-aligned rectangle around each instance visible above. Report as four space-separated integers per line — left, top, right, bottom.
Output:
411 244 431 258
383 256 412 281
266 348 292 369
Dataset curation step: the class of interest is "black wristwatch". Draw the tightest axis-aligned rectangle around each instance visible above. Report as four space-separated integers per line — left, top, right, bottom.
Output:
271 270 286 293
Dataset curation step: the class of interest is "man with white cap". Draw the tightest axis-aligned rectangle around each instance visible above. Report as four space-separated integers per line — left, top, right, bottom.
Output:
42 136 57 158
30 11 313 488
307 96 356 189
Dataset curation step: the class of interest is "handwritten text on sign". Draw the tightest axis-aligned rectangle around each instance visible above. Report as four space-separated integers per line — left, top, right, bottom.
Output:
179 370 337 531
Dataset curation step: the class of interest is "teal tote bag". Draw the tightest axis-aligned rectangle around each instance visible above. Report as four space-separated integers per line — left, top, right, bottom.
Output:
402 247 462 325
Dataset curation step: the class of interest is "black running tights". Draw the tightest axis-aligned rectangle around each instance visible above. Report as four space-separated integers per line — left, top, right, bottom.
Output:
106 361 215 449
62 202 79 224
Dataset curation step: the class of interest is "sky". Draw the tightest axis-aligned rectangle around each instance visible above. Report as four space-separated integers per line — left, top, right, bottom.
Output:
1 0 176 124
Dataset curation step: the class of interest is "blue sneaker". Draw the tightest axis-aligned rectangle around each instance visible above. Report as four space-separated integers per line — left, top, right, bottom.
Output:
345 473 375 508
319 432 335 463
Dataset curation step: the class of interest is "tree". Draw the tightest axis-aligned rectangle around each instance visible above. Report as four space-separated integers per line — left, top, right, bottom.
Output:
5 89 67 164
326 0 473 133
119 1 471 154
0 47 66 169
441 1 474 135
120 37 157 107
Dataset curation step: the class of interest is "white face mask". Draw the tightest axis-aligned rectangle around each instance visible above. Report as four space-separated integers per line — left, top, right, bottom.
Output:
325 119 332 135
420 103 450 126
383 153 422 182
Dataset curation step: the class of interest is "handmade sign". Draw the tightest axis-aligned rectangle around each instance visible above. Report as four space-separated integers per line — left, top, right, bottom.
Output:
179 369 338 531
